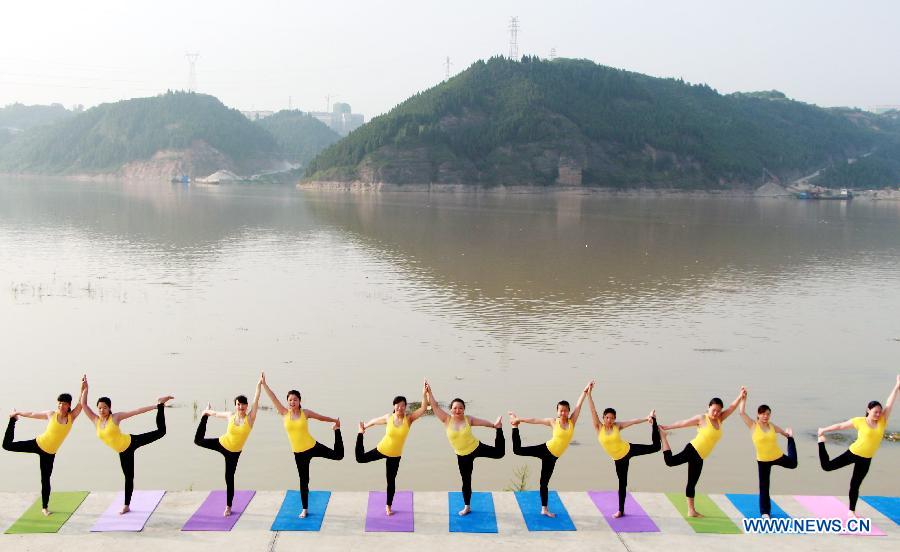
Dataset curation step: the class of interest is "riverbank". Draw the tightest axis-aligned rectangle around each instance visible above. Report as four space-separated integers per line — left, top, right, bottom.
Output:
1 491 895 551
299 180 900 199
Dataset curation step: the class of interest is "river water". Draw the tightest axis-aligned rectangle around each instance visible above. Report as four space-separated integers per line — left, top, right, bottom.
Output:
1 178 898 498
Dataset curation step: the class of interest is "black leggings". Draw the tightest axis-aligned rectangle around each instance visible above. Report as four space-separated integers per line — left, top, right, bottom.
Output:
818 442 871 511
355 433 401 506
663 442 703 498
119 404 167 506
512 427 558 507
457 428 506 506
194 415 242 507
757 437 798 516
294 429 344 509
613 418 661 513
3 418 56 509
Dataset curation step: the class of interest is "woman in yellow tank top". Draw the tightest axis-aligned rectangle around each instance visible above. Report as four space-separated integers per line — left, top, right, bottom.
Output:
194 374 262 517
356 381 429 516
585 382 660 518
817 375 898 515
424 381 504 516
509 381 591 518
659 387 744 518
737 390 797 518
260 372 342 519
3 377 85 517
80 376 173 514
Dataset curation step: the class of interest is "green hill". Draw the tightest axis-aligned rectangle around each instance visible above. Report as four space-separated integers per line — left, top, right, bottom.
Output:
0 91 282 177
255 110 341 167
0 103 73 131
306 56 895 188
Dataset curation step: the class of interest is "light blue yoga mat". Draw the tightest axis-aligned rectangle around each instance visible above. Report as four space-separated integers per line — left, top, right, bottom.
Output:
514 490 575 531
270 490 331 531
726 493 791 519
448 492 497 533
862 496 900 526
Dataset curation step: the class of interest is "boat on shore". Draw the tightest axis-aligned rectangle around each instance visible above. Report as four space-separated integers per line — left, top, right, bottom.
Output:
795 188 853 200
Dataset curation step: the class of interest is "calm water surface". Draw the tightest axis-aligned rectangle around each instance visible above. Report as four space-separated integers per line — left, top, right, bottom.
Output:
1 178 898 497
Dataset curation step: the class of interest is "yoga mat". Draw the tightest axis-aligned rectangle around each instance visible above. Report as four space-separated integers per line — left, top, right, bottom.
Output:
514 490 575 531
448 492 498 533
5 491 89 534
794 495 885 536
665 493 741 534
587 490 659 532
725 493 790 519
270 490 331 531
91 490 166 532
181 490 255 531
365 491 413 532
862 496 900 526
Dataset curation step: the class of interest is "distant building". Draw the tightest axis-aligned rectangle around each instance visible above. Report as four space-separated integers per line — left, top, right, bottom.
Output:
872 105 900 115
308 102 365 136
241 110 275 121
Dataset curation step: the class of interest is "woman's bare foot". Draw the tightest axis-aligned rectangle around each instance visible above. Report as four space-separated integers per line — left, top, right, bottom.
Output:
223 506 232 517
613 511 623 518
493 416 502 429
333 418 341 431
508 411 520 427
358 421 366 433
119 505 131 515
540 507 556 518
299 509 308 519
848 510 858 518
785 427 793 439
157 395 174 405
385 505 394 516
817 429 825 443
687 509 704 518
41 508 50 517
9 409 19 420
458 505 471 516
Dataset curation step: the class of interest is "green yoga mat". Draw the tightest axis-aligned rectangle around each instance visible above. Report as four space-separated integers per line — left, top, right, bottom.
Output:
665 493 740 534
5 491 89 534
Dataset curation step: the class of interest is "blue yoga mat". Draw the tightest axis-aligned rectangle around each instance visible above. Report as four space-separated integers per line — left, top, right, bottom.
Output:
726 493 790 519
270 491 331 531
514 491 575 531
862 496 900 526
448 492 498 533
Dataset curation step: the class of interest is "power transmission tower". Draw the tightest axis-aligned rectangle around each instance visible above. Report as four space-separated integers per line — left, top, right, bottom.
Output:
185 53 199 92
444 56 452 79
550 47 557 60
508 17 519 59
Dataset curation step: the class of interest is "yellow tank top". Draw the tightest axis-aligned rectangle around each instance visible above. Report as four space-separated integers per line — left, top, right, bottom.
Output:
284 410 316 453
96 416 132 453
218 414 252 453
546 419 575 458
35 413 73 454
598 424 631 461
690 415 722 460
376 414 410 457
751 422 782 462
446 417 479 456
848 416 886 458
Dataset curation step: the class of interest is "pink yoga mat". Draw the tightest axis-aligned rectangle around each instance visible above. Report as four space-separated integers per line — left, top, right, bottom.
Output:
588 491 659 533
91 490 165 532
182 490 255 531
365 491 413 532
793 495 885 536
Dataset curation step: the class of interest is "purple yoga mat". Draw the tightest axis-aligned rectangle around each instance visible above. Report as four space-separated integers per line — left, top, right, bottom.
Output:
365 491 413 532
91 490 165 532
588 491 659 533
182 490 255 531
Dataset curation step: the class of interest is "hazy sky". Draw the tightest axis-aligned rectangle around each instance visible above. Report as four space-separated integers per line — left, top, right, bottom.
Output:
2 0 898 119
